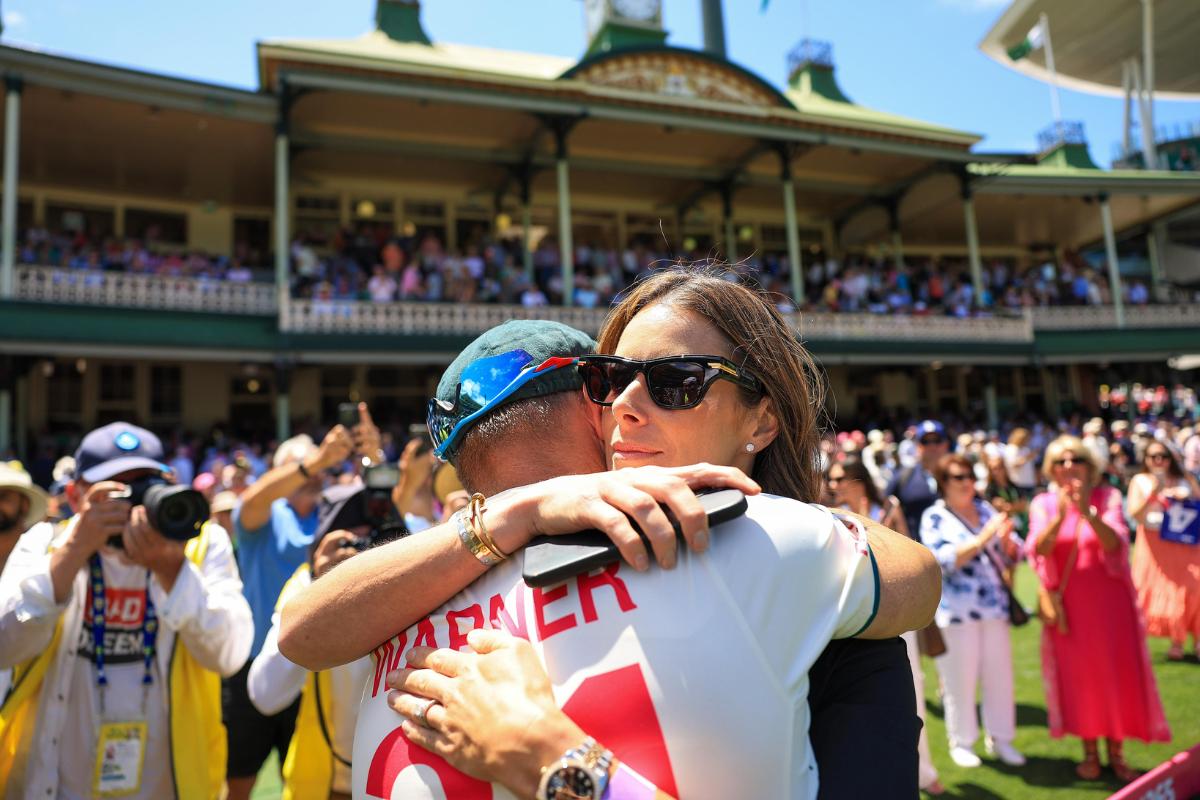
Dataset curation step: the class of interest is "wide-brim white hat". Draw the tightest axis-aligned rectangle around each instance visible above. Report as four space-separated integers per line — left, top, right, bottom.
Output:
0 461 50 530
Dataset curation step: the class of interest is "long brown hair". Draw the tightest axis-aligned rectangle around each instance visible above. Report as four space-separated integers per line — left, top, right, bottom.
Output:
597 267 827 502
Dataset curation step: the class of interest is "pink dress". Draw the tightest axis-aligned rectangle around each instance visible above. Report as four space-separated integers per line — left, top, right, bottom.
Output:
1026 486 1170 742
1130 475 1200 643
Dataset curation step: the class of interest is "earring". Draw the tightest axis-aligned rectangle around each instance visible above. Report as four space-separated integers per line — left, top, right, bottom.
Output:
745 443 756 453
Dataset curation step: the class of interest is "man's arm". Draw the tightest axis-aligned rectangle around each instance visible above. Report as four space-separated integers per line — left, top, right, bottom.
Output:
237 425 353 532
0 523 64 668
841 510 940 639
279 464 761 671
153 522 254 677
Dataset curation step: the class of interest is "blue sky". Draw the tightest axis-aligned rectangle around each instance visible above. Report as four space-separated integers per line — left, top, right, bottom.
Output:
4 0 1198 164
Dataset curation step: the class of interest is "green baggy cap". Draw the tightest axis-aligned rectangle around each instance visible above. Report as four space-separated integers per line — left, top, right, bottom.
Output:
435 319 597 461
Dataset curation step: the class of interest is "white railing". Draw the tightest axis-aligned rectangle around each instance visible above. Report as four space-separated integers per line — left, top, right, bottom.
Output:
13 265 277 315
285 299 1036 342
1030 304 1200 330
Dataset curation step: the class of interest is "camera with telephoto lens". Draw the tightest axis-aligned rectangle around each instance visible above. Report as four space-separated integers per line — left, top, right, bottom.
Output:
108 475 210 547
356 463 407 550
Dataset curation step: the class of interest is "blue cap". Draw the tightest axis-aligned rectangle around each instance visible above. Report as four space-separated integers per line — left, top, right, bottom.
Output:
916 420 946 439
73 422 169 483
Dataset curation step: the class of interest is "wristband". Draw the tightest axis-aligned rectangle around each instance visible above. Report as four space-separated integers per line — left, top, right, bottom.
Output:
467 493 508 561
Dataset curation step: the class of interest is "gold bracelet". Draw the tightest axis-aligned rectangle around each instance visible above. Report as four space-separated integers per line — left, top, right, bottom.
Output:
467 493 508 561
455 508 504 567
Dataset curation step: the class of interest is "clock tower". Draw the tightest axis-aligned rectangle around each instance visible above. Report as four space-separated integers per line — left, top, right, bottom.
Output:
583 0 668 56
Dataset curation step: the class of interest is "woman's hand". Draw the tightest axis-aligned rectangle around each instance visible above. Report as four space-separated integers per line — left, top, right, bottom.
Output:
385 629 586 799
499 464 760 572
976 511 1010 546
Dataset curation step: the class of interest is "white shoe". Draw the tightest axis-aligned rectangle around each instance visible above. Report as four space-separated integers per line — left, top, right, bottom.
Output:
949 747 982 768
986 739 1027 766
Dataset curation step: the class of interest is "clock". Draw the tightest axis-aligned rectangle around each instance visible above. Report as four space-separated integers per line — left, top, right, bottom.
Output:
612 0 660 23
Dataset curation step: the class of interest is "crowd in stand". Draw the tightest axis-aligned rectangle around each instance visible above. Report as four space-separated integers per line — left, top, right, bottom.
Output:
19 224 1169 314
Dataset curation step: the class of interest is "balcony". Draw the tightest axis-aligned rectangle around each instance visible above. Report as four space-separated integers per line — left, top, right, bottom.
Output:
13 265 277 316
9 265 1199 347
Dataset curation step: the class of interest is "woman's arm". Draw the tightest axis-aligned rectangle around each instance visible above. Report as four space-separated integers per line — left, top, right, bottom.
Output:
1032 490 1067 557
279 465 760 671
951 512 1008 569
1084 485 1124 553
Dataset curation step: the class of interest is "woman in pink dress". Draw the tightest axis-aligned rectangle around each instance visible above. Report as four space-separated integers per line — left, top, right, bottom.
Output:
1128 441 1200 660
1026 436 1170 783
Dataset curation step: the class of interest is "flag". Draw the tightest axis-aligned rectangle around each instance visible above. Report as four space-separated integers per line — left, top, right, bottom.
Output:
1007 20 1046 61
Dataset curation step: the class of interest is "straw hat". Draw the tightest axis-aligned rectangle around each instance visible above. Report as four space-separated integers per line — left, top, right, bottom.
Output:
0 461 50 531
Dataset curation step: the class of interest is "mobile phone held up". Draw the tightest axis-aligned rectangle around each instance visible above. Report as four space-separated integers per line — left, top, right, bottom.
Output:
522 488 748 587
338 402 359 430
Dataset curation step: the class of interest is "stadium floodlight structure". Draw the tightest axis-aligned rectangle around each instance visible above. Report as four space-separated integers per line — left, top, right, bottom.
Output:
980 0 1200 170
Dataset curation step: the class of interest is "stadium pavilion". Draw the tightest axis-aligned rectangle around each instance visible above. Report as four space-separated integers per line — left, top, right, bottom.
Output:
1 0 1198 452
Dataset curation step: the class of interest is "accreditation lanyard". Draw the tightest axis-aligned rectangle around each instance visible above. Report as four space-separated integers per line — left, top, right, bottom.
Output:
88 554 158 717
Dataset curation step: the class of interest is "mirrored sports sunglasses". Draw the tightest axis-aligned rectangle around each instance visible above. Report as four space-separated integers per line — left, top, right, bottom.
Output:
427 349 579 459
578 354 762 411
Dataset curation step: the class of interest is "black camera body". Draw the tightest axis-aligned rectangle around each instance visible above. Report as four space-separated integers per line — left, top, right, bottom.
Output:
356 464 407 550
118 475 210 543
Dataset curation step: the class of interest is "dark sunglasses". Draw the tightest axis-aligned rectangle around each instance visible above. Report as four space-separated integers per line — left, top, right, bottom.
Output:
578 354 762 411
920 436 947 446
945 472 974 482
1147 452 1170 461
1051 456 1084 468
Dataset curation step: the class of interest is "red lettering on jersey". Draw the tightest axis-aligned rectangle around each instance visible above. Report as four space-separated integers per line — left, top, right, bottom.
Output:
366 726 490 800
413 617 437 650
533 583 577 640
576 563 637 623
387 633 409 674
371 641 395 698
562 665 678 797
447 604 484 651
488 590 529 640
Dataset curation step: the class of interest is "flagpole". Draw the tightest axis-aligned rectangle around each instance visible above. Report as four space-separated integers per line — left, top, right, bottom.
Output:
1040 12 1063 127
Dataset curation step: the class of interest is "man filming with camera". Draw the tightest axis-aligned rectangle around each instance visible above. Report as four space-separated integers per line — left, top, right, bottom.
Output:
0 422 252 800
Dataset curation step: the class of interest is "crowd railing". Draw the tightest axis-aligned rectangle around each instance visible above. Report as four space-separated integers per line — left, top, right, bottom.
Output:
11 264 1200 340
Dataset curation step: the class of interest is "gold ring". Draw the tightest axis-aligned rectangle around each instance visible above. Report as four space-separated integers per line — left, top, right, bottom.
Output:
415 697 440 728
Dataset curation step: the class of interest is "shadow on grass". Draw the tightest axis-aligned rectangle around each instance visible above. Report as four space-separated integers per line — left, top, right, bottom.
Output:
1016 703 1048 728
988 755 1125 792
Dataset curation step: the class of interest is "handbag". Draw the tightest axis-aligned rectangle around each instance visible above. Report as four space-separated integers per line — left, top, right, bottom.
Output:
1036 529 1080 635
916 621 947 658
944 505 1030 628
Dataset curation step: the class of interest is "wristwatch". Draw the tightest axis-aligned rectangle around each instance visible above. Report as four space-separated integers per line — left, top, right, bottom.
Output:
536 737 613 800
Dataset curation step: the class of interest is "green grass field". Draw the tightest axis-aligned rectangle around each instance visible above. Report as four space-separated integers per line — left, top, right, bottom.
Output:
247 566 1199 800
918 566 1200 799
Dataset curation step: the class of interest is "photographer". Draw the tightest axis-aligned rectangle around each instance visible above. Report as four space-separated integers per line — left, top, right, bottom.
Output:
246 483 392 800
0 422 251 800
225 403 381 800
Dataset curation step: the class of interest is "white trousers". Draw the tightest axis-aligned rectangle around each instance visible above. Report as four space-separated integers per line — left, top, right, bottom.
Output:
901 630 940 789
934 617 1016 749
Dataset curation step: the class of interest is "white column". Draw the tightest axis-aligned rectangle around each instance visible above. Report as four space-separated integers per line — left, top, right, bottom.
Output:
1 77 22 299
962 191 985 307
1140 0 1157 169
1146 221 1165 301
1099 194 1125 328
1121 60 1134 158
782 177 805 305
274 131 290 329
556 155 574 306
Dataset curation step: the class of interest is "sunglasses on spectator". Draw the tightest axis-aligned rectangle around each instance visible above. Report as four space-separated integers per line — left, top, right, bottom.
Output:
427 349 580 459
1147 452 1169 462
827 476 845 485
945 472 973 482
920 436 947 445
578 354 762 411
1051 455 1085 468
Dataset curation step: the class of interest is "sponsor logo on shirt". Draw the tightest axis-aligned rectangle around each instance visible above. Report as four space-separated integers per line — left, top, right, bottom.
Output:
77 586 148 665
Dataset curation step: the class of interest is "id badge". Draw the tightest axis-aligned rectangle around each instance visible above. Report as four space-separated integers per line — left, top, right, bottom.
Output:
93 721 148 797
